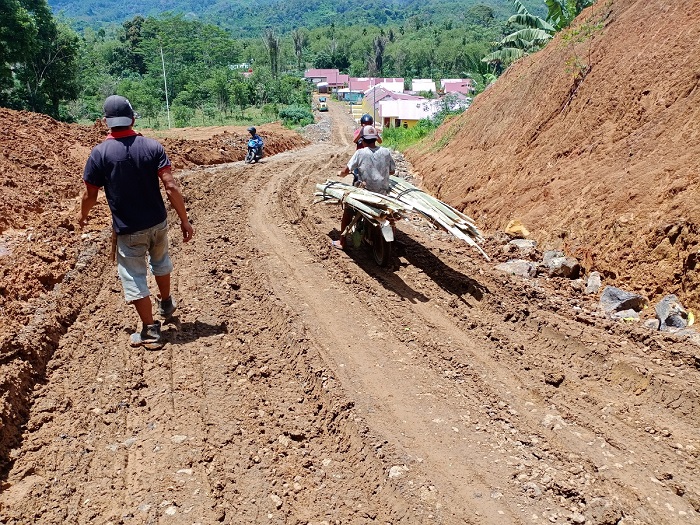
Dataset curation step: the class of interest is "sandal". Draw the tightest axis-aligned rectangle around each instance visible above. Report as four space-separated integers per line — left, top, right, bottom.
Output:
156 295 177 318
130 321 164 350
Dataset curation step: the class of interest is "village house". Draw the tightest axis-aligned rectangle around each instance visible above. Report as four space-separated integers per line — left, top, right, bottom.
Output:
410 78 437 94
303 69 349 92
378 99 442 129
338 77 405 104
440 78 476 95
361 86 422 125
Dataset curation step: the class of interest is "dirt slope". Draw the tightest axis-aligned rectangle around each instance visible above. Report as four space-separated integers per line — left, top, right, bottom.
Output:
407 0 700 309
0 98 698 524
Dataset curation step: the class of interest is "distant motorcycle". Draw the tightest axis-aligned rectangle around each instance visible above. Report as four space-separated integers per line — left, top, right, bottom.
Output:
245 138 263 163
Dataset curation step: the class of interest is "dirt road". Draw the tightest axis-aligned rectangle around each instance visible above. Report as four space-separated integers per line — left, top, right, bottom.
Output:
1 101 698 524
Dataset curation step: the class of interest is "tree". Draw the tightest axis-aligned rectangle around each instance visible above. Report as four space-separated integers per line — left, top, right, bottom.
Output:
0 0 37 93
291 28 308 71
11 0 81 117
263 28 280 77
370 35 387 76
481 0 554 66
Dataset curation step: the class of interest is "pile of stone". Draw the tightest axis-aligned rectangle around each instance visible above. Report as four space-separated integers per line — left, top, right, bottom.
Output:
300 114 332 143
495 240 581 280
494 237 697 340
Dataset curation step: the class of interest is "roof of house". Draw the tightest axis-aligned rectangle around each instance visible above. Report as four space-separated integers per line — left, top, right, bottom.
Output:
411 79 437 92
442 79 475 94
364 87 421 109
379 99 441 120
304 69 348 86
348 77 405 92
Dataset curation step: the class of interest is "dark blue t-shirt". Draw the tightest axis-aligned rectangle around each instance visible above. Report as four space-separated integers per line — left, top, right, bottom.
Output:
83 132 171 235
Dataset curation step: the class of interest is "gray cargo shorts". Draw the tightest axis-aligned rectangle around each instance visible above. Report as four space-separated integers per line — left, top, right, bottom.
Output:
116 220 173 302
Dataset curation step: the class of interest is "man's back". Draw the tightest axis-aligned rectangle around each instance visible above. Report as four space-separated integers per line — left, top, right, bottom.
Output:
84 133 169 234
348 146 395 195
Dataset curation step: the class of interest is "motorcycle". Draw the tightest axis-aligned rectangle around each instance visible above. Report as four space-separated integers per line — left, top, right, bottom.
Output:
345 209 394 267
245 139 263 163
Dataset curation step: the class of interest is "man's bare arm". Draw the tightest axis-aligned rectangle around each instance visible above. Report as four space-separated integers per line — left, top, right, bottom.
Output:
159 168 194 242
77 183 99 227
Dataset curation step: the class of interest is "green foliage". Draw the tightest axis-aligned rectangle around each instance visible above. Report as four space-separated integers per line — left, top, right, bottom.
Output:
545 0 594 31
383 119 437 150
481 0 554 68
1 0 80 117
0 0 38 91
278 104 313 127
48 0 545 37
560 19 603 81
481 0 593 73
382 100 465 151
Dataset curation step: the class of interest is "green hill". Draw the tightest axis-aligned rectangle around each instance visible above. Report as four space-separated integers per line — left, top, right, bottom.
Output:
50 0 545 34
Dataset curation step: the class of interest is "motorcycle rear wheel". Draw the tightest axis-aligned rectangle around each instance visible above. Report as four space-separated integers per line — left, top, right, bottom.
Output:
370 224 392 267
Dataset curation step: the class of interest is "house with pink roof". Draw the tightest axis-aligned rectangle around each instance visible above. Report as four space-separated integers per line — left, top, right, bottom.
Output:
361 86 422 122
303 69 349 91
347 77 405 93
441 78 476 95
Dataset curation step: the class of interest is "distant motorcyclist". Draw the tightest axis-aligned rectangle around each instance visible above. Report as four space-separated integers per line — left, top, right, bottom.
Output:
247 126 264 161
353 114 382 150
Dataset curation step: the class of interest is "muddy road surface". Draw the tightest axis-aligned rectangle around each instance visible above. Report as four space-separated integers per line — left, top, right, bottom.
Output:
1 101 699 524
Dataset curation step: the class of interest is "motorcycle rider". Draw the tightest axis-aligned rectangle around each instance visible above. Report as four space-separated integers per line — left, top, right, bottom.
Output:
353 114 382 150
247 126 264 161
351 114 382 185
333 125 395 250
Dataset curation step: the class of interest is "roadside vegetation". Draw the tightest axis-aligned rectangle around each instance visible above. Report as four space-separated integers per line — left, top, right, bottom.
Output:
382 97 465 151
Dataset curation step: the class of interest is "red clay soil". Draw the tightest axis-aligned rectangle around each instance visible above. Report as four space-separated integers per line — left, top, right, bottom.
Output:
407 0 700 309
0 96 698 524
0 114 306 471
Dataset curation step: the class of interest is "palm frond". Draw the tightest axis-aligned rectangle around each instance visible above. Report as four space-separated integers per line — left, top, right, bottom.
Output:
500 28 552 47
481 47 526 64
508 13 556 32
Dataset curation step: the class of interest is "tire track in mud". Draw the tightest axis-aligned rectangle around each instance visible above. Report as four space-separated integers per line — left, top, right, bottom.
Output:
2 104 699 524
281 171 700 523
0 156 424 524
263 113 700 522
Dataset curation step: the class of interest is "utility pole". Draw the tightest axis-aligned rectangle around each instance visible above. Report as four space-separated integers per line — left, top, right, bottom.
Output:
372 77 376 126
160 46 171 129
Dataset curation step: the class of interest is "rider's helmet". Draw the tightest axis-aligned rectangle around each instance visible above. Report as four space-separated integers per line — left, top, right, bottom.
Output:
360 114 373 125
247 126 256 135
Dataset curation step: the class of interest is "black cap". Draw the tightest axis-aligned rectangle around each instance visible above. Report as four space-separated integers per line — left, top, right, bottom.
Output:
103 95 135 127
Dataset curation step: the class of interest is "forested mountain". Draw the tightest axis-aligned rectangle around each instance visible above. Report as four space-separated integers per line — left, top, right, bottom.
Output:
49 0 545 35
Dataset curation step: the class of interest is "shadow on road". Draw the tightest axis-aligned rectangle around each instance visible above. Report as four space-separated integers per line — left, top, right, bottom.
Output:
161 318 229 345
329 228 488 306
397 230 488 305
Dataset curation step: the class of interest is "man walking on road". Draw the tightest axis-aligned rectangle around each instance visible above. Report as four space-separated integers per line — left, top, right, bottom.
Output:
333 125 395 249
78 95 194 349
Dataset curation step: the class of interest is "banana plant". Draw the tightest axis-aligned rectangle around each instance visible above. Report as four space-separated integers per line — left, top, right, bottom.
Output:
481 0 554 66
482 0 595 67
545 0 595 31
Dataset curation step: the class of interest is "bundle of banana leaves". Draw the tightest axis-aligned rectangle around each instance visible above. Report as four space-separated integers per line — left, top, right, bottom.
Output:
388 176 489 260
315 178 489 260
314 180 407 223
